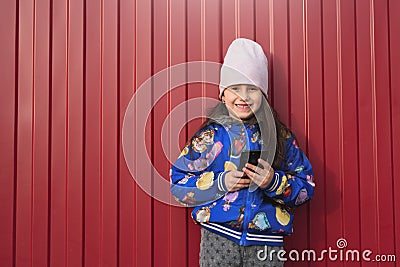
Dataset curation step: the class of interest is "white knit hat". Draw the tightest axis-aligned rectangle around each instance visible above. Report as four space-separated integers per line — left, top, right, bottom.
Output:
219 38 268 98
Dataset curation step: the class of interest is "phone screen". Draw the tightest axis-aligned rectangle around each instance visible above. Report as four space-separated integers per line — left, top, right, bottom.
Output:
238 150 262 171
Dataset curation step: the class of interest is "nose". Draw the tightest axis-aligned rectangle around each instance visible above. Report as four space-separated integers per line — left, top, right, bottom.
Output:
237 88 250 101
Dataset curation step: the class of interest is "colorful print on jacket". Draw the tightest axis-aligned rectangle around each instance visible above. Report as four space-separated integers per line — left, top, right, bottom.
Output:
170 121 315 246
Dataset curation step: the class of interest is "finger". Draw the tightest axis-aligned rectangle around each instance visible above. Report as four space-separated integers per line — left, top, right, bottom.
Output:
242 167 257 180
258 158 272 169
237 178 251 185
244 163 257 172
246 171 260 183
227 177 249 188
253 167 269 179
257 159 274 175
232 170 246 178
234 181 251 189
229 177 250 188
243 166 264 178
260 167 274 182
245 170 267 186
245 163 265 176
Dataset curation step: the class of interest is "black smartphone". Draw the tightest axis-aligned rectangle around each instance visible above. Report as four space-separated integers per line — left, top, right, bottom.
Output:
238 150 263 171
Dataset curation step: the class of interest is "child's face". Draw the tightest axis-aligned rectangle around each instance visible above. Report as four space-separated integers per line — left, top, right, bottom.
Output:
221 84 263 120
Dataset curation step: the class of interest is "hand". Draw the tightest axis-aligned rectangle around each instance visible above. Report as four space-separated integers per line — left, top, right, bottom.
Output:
242 158 274 189
224 170 251 192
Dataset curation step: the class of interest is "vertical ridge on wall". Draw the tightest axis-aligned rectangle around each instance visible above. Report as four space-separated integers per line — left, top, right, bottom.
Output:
303 0 309 149
85 0 102 265
386 0 395 262
65 0 70 265
135 0 153 265
388 0 400 260
287 1 308 264
303 0 312 260
335 3 345 265
323 1 343 266
50 0 69 265
151 0 155 264
185 2 189 265
31 1 36 263
238 0 254 39
340 1 361 266
82 0 87 265
306 0 326 262
187 1 202 265
15 1 34 266
201 0 206 112
235 0 239 38
48 0 53 265
14 0 19 266
0 0 17 265
31 1 36 265
373 0 395 260
369 0 380 255
221 0 236 54
101 0 118 265
118 0 135 265
99 0 103 265
67 0 84 266
167 0 188 266
255 0 271 97
271 0 290 124
116 1 121 266
356 0 379 261
33 0 51 266
354 0 363 258
286 0 291 129
152 0 171 265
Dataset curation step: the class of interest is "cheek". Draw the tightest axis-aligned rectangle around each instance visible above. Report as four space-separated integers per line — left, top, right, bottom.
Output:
252 98 262 110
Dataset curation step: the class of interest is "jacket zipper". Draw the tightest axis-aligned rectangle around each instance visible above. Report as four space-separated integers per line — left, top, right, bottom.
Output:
239 125 254 246
239 189 253 245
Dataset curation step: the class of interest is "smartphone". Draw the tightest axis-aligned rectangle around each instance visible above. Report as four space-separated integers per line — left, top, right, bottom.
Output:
238 150 263 171
239 150 264 192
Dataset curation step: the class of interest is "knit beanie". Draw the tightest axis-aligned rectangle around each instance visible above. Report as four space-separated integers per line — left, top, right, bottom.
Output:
219 38 268 98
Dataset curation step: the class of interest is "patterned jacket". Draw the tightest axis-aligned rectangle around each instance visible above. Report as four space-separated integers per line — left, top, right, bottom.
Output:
170 120 315 246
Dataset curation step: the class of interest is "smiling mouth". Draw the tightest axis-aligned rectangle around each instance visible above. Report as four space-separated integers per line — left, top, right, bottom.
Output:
234 103 252 111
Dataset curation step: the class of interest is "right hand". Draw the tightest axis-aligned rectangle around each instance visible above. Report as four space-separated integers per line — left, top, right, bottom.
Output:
224 170 251 192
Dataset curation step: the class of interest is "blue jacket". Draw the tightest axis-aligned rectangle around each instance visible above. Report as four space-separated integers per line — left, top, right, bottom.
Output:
170 120 315 246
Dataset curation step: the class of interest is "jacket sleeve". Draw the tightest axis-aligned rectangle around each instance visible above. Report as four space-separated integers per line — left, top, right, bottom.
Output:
263 134 315 208
169 126 229 207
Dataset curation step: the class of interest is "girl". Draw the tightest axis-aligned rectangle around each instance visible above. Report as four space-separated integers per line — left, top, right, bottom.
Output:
170 38 315 267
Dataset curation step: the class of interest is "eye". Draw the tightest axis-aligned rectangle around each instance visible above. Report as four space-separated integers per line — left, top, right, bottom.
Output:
230 87 238 91
249 87 258 91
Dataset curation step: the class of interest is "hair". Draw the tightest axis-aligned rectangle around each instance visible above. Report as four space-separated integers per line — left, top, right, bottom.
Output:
188 92 292 170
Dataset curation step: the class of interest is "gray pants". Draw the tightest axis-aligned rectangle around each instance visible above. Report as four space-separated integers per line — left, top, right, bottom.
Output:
199 228 284 267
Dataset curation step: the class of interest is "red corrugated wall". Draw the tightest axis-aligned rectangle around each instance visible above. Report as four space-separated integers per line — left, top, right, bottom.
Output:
0 0 399 266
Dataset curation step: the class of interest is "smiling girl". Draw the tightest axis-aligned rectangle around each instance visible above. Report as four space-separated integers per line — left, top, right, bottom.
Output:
170 38 315 267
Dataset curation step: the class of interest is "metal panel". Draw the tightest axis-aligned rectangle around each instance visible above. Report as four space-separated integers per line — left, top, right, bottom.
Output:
119 0 135 265
389 0 400 263
16 0 34 266
33 0 50 266
67 1 84 266
0 1 17 266
0 0 398 266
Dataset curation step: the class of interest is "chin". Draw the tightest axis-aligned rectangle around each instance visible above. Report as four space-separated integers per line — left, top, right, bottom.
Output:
239 114 255 120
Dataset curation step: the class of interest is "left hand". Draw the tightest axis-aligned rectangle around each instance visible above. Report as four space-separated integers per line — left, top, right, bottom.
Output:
242 158 274 189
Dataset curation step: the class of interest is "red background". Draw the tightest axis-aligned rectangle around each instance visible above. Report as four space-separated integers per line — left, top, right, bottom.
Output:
0 0 399 266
